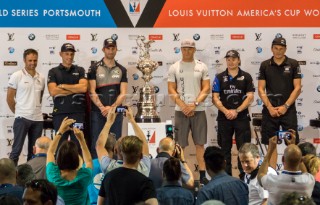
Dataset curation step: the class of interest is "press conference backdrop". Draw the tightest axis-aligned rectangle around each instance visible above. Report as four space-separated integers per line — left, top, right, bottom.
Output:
0 0 320 171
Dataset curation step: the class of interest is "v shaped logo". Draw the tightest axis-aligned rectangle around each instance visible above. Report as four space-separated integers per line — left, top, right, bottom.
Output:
103 0 166 27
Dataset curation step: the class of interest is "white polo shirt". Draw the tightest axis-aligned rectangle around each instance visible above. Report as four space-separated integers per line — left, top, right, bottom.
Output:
246 167 277 205
168 59 210 111
261 170 315 205
8 68 45 121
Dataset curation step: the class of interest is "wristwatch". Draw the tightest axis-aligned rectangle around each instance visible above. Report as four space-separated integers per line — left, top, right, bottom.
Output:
236 108 241 113
194 101 199 106
283 103 290 109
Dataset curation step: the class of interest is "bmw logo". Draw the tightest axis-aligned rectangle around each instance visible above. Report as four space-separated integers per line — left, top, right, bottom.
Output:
28 33 36 41
275 33 282 38
174 47 180 54
91 47 98 54
317 85 320 92
132 73 139 80
8 47 15 54
193 33 200 41
111 34 118 41
256 47 263 53
154 86 160 93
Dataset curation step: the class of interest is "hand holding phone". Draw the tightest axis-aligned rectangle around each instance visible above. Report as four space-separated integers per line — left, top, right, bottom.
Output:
72 122 84 130
276 131 291 144
115 106 128 113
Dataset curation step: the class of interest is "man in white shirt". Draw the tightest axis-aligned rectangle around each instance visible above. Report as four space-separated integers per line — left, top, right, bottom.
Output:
257 130 315 205
7 49 45 165
239 143 277 205
168 39 210 183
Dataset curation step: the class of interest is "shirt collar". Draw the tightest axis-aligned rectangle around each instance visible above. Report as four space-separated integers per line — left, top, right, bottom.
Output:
162 180 182 187
22 68 39 79
58 63 75 71
270 55 289 66
281 170 302 175
101 58 118 69
156 152 171 159
211 171 229 181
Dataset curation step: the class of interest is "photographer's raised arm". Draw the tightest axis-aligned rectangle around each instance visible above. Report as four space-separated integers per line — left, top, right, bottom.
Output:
258 136 277 186
178 145 194 188
96 107 117 162
74 127 92 169
126 107 149 156
47 117 75 164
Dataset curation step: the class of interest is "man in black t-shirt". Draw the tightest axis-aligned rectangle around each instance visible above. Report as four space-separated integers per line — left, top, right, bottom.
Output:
212 50 255 175
258 37 302 168
47 43 87 148
258 37 301 156
98 132 157 205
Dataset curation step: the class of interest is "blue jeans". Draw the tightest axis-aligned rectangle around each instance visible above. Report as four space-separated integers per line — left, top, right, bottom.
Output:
90 111 123 159
10 117 43 165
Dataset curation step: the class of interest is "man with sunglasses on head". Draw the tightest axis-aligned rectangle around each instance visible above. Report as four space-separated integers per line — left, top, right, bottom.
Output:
23 179 65 205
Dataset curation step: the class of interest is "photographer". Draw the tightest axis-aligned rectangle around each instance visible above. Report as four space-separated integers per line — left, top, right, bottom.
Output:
149 137 194 189
96 106 151 177
257 130 315 205
46 117 93 205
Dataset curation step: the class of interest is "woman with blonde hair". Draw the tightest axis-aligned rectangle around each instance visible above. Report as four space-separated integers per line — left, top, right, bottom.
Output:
303 154 320 205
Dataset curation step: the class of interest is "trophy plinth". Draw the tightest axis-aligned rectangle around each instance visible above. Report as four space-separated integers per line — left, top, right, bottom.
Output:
134 35 161 123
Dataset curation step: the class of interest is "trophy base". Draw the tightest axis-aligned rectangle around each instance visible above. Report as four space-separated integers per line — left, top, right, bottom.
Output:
135 116 161 123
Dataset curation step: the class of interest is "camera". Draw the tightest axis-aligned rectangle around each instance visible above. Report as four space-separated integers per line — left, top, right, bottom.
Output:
166 124 174 139
115 106 128 113
72 122 84 130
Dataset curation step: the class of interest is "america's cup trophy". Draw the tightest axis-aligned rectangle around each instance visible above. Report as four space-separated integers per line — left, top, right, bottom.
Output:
134 35 161 122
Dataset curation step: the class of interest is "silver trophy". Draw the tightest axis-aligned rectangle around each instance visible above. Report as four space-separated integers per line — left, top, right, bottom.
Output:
135 35 161 123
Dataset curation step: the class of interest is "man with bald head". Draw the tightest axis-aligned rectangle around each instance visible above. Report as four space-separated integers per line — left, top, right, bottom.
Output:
0 158 24 202
149 137 194 189
258 131 315 205
27 136 52 179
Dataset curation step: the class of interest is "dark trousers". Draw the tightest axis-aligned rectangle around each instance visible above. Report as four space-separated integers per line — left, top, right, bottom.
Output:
261 107 299 144
52 113 85 153
90 111 123 159
10 117 43 165
217 119 251 175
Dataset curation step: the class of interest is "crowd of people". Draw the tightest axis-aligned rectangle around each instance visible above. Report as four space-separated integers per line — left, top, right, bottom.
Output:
0 35 317 205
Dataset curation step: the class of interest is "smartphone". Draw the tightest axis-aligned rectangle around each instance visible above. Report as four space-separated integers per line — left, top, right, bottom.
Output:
277 131 291 140
115 106 128 113
73 122 84 130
